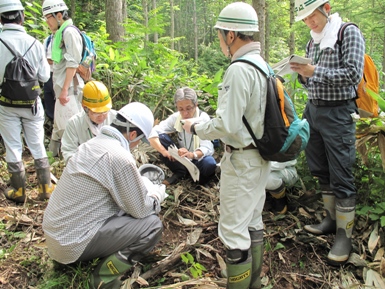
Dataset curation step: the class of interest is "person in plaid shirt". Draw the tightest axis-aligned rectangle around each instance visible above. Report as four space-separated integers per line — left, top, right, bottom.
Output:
291 0 365 266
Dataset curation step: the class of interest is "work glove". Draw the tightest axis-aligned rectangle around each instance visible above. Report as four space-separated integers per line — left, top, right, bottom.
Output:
142 176 168 203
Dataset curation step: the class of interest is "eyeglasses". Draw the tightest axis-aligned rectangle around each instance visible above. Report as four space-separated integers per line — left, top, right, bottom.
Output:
177 106 195 113
89 110 110 116
44 14 54 21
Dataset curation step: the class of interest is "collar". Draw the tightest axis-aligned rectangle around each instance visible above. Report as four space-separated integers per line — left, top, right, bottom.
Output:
2 23 25 33
100 125 130 151
232 42 261 61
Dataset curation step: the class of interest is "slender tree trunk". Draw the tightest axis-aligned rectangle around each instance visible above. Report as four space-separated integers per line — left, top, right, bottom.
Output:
382 27 385 89
106 0 126 42
252 0 265 59
193 0 198 62
142 0 149 44
264 1 269 63
70 0 76 21
289 0 295 55
170 0 175 50
153 0 158 43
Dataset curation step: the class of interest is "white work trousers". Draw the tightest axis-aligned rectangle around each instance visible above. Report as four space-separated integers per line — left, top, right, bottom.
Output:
0 98 47 163
51 85 82 142
219 149 270 250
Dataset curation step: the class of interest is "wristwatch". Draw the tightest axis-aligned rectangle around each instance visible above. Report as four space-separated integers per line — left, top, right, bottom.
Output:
193 152 198 160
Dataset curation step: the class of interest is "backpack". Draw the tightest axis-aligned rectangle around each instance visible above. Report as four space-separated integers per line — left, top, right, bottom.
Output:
0 38 41 110
337 23 380 118
63 25 96 82
232 56 310 162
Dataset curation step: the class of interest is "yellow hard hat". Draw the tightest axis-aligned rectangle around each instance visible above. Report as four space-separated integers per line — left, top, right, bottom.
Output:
82 81 112 113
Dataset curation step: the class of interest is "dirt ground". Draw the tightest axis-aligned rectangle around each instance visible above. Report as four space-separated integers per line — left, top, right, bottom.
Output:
0 143 384 289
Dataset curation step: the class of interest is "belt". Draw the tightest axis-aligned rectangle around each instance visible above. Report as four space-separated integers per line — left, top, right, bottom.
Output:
310 99 353 107
225 144 257 153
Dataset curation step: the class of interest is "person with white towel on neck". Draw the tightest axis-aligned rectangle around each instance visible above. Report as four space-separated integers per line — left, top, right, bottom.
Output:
290 0 365 266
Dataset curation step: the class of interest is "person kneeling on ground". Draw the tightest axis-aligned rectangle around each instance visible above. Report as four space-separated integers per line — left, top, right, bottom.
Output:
61 80 116 164
149 87 217 186
265 160 298 215
42 102 167 289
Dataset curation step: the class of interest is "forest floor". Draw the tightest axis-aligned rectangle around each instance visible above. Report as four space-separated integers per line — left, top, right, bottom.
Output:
0 141 384 289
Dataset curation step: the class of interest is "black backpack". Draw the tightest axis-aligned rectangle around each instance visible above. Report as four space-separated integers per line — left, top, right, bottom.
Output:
232 56 310 162
0 38 41 109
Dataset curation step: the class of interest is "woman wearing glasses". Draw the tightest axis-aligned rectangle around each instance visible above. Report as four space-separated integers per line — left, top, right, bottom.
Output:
149 87 217 186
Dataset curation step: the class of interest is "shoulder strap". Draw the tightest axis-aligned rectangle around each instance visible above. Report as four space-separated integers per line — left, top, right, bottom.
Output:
62 25 86 60
231 56 272 147
336 22 358 46
23 40 36 57
0 38 36 57
232 55 271 77
0 38 17 57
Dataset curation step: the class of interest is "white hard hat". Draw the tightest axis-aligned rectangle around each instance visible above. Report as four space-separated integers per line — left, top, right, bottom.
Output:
113 102 154 142
295 0 329 22
42 0 68 16
0 0 24 16
138 164 165 185
214 2 259 34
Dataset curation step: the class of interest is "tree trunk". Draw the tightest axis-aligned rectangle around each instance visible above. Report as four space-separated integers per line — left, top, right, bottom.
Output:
142 0 149 44
106 0 126 42
193 0 198 62
382 26 385 89
70 0 76 21
264 1 269 63
170 0 175 50
289 0 295 55
153 0 158 43
252 0 265 59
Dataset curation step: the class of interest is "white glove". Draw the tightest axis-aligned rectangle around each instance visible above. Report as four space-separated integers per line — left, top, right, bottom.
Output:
142 176 168 202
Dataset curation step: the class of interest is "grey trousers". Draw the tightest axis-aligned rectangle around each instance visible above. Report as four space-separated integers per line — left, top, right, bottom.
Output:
303 100 357 199
78 213 163 262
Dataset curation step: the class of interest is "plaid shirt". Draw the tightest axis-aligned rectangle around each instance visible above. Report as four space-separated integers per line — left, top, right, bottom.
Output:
302 23 365 101
43 126 161 264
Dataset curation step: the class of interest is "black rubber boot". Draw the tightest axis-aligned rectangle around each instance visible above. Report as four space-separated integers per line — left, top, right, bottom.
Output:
304 191 336 235
268 182 287 215
35 158 55 201
249 230 263 289
327 197 355 266
4 161 26 203
89 252 133 289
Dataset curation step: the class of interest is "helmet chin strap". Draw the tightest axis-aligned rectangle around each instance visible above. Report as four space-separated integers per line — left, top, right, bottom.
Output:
220 30 237 58
53 11 67 27
112 118 144 143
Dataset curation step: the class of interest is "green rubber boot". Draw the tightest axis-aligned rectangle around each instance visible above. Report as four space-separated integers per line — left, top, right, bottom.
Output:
35 158 55 201
226 254 251 289
327 197 355 266
89 252 132 289
249 230 263 289
4 162 26 203
304 191 336 235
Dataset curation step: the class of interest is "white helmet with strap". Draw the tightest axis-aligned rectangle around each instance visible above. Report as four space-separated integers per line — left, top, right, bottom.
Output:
42 0 68 16
0 0 24 19
295 0 329 22
138 164 165 185
214 2 259 35
113 102 154 143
